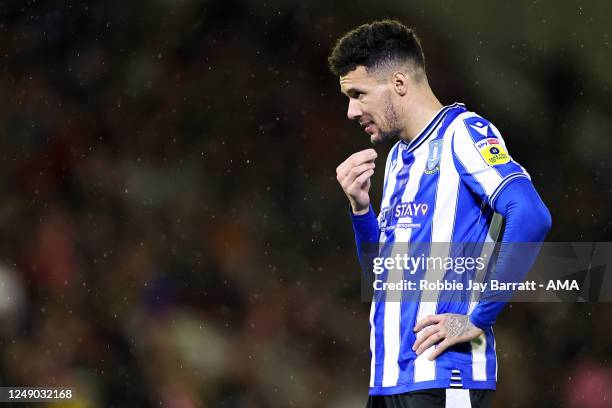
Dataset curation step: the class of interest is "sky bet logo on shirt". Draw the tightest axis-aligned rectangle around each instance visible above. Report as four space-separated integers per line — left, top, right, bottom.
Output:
378 202 429 232
475 138 510 165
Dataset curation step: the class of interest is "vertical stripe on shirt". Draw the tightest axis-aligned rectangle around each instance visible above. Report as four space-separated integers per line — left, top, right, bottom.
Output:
414 116 462 382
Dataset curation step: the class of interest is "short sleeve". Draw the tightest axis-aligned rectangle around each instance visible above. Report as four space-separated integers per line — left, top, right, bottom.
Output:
451 114 530 208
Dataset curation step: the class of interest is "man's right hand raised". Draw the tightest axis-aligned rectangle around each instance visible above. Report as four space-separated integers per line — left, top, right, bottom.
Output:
335 148 378 215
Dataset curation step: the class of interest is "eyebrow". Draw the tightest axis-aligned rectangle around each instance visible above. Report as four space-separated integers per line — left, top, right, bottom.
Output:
342 87 365 97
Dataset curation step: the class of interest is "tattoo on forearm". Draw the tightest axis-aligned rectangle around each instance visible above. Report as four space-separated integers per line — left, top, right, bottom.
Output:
445 315 470 337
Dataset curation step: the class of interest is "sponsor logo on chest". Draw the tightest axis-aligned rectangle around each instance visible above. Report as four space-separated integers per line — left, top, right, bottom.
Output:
378 202 430 232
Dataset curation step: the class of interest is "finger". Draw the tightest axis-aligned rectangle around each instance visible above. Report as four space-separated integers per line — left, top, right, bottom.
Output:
349 162 375 182
412 326 440 351
336 160 348 176
337 149 377 176
415 330 445 355
337 156 374 182
414 314 443 333
428 338 455 361
352 148 377 163
352 168 374 187
339 163 374 189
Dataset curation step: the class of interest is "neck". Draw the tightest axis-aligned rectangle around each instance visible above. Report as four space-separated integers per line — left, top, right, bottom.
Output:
398 86 443 142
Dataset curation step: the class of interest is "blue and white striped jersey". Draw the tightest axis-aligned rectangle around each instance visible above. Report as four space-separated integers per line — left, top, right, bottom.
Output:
367 103 530 395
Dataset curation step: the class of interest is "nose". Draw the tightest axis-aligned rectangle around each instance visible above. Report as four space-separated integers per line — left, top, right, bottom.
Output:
347 98 362 120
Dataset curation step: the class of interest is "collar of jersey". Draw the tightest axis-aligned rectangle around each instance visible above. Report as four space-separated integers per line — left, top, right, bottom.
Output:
399 102 465 153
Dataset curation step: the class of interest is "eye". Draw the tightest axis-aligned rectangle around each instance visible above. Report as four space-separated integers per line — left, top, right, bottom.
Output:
345 90 365 100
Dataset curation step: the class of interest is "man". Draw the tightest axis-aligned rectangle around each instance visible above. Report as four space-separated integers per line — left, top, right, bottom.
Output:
330 21 551 407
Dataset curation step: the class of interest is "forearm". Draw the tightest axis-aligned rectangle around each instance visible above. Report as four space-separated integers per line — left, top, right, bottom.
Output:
470 178 552 330
351 205 380 273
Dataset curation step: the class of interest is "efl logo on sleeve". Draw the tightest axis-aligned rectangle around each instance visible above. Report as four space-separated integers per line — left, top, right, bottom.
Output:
475 138 510 165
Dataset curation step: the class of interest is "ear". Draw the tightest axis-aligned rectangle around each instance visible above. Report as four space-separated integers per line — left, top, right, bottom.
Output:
392 71 409 96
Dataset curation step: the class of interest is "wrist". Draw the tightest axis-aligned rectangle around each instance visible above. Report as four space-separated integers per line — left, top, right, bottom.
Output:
350 202 370 215
468 313 490 331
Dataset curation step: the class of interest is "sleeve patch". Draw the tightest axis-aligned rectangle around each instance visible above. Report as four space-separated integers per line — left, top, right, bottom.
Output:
475 138 510 165
463 116 497 141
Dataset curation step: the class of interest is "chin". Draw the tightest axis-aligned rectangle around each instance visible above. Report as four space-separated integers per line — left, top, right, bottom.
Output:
367 127 382 144
370 129 392 145
370 133 383 145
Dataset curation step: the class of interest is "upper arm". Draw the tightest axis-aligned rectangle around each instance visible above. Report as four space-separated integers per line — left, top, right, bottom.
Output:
451 114 530 209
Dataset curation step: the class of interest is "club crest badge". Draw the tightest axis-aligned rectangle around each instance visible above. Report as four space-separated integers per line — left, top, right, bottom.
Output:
425 139 443 174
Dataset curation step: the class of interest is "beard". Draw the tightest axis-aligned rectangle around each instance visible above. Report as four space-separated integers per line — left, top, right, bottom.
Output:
372 98 402 144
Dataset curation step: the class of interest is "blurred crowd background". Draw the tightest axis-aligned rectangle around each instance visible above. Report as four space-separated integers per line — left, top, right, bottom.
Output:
0 1 611 407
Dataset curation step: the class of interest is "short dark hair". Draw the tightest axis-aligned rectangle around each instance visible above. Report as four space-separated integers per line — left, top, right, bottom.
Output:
328 20 426 80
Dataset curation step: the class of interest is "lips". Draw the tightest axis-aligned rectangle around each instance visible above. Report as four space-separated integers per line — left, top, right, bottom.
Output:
361 121 375 134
